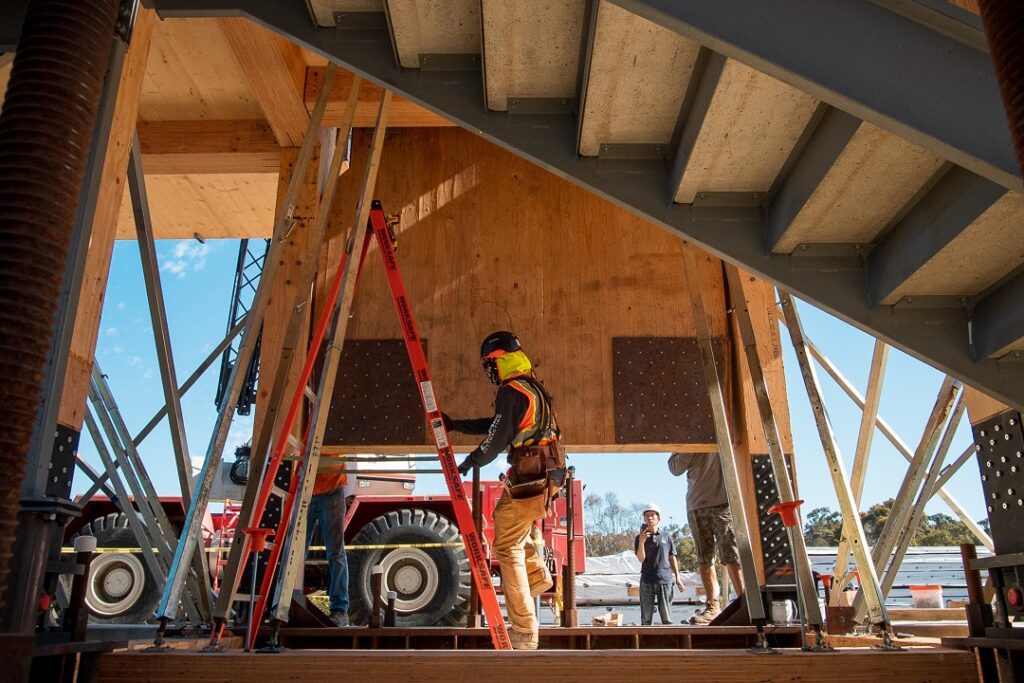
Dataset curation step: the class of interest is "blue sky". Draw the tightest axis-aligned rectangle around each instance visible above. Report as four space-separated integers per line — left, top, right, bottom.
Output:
78 237 987 536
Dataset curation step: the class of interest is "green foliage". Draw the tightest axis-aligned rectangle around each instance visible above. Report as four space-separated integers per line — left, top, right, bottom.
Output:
803 507 844 545
802 497 981 546
583 492 698 572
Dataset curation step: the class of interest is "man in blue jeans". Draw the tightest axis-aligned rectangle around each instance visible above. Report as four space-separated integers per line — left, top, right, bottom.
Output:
307 467 349 626
633 503 685 625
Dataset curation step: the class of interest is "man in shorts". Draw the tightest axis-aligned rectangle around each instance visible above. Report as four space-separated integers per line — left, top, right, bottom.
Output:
668 452 744 624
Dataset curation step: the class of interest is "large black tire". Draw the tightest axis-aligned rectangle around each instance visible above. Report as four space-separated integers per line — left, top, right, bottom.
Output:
348 509 470 626
73 513 161 624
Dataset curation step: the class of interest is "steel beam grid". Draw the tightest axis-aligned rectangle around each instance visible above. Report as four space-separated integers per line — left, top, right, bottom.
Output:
215 237 269 415
146 0 1024 410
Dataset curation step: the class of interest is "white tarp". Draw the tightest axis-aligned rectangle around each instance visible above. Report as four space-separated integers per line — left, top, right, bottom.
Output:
576 552 703 604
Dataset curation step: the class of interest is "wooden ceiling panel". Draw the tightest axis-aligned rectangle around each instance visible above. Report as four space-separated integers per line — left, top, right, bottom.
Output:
386 0 480 69
481 0 586 112
115 173 276 239
136 119 280 174
883 192 1024 303
579 0 700 157
139 18 261 122
772 123 945 253
674 59 818 204
304 67 453 127
219 18 310 145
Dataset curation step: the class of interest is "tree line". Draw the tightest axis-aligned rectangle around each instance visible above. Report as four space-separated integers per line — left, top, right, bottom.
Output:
584 492 985 570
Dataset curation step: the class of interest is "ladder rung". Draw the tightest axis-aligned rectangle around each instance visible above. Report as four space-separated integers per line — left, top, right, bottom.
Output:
271 485 289 499
303 385 317 402
287 434 304 453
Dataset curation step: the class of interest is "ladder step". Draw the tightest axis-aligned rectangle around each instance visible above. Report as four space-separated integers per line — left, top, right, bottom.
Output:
303 385 317 402
287 434 304 453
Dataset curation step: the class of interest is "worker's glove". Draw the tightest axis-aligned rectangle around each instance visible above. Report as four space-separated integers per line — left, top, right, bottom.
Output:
441 412 460 432
457 457 474 477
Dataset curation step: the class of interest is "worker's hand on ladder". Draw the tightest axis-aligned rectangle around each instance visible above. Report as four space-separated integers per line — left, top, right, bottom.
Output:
457 457 474 477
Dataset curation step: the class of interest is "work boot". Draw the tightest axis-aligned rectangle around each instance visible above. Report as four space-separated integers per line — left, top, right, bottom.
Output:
529 566 553 597
329 611 349 627
509 629 538 650
689 598 721 625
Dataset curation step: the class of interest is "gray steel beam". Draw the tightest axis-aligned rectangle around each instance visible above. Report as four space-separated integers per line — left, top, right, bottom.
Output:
128 135 194 502
668 48 724 194
971 270 1024 360
0 0 27 52
866 166 1006 307
572 0 598 153
145 0 1024 410
765 107 861 252
605 0 1019 192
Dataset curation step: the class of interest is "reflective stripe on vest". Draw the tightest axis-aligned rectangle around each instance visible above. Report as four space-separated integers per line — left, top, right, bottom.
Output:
506 378 556 447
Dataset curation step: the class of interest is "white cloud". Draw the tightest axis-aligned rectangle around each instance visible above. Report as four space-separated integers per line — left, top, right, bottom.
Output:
105 327 118 337
143 369 154 380
112 345 124 354
127 356 142 367
117 302 126 311
160 240 211 279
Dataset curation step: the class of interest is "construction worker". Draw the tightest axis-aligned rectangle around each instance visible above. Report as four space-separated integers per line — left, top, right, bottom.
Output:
444 330 565 650
634 503 686 625
668 452 744 624
306 461 350 626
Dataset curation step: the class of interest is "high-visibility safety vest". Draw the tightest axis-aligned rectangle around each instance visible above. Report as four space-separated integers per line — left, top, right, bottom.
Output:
505 376 559 448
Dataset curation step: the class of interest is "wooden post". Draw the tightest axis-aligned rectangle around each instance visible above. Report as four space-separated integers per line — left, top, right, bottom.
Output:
57 7 155 438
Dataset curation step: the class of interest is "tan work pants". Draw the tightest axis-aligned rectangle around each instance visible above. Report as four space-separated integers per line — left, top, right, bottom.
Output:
491 488 551 641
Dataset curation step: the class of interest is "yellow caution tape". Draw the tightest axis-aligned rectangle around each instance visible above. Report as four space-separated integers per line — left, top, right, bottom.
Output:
60 542 465 554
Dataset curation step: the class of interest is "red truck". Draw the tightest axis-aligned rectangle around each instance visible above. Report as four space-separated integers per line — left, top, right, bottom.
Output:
66 477 585 626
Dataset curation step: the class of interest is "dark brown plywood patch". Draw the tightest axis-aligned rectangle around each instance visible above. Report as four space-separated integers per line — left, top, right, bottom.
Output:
323 339 428 445
612 337 725 444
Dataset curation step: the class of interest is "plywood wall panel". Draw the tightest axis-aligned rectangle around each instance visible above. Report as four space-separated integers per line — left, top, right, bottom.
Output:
318 127 732 451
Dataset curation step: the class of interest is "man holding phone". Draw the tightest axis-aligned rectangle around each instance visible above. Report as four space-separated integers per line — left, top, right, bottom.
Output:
633 503 685 625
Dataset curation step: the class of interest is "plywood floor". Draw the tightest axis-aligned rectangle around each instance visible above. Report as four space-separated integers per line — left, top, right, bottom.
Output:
98 647 976 682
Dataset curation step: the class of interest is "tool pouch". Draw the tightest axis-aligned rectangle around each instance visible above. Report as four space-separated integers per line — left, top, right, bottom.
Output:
507 441 567 499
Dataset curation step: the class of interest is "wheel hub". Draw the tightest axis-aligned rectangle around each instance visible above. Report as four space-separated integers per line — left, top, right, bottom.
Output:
88 553 146 617
380 548 439 613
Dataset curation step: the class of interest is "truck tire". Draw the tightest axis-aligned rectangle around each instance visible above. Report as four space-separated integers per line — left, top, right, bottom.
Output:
73 513 160 624
348 509 471 626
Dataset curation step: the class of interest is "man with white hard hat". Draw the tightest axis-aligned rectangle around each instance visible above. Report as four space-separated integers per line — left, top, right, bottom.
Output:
633 502 685 625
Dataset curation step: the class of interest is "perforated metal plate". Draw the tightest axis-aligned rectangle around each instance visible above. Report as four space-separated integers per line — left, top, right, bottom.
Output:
239 459 293 594
753 453 797 585
46 424 78 499
611 337 725 444
323 339 429 446
973 410 1024 556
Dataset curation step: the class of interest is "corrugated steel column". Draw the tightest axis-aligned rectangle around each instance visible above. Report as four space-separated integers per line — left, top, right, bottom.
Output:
0 0 119 629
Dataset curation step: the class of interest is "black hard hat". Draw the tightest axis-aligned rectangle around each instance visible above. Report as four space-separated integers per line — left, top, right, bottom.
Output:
480 330 521 358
